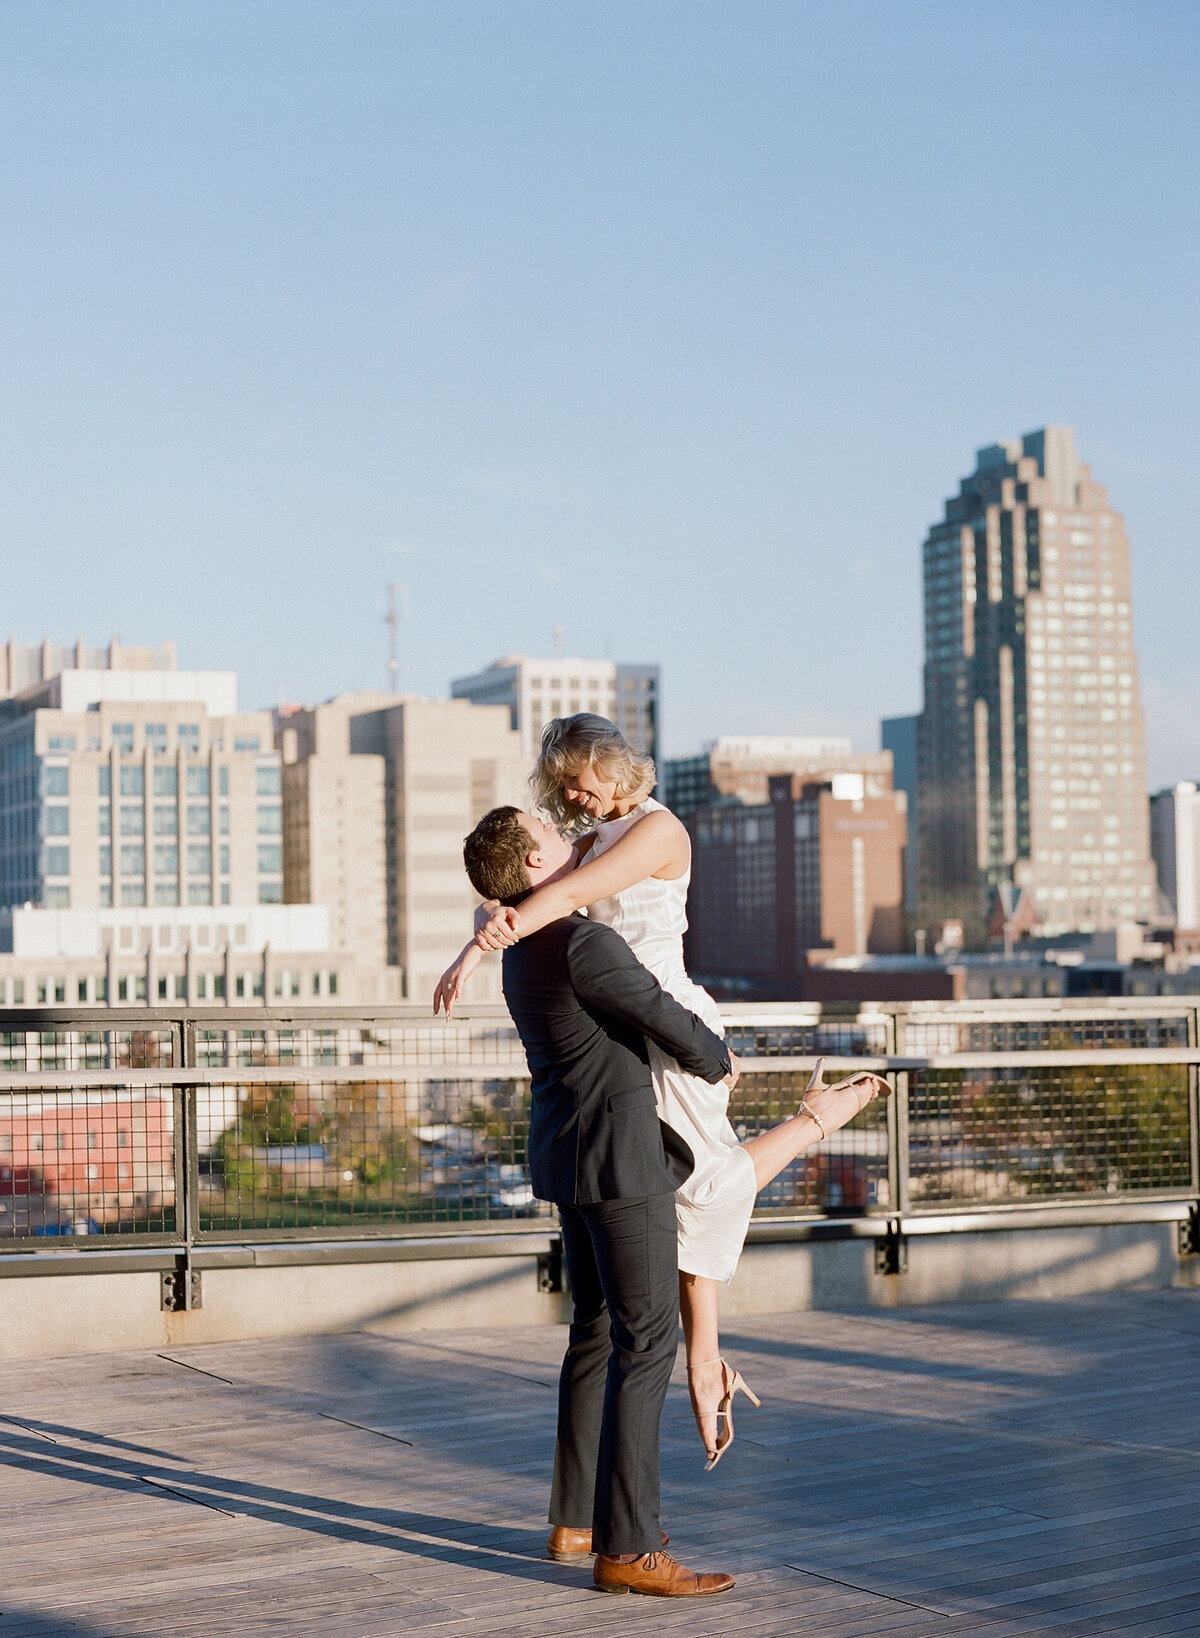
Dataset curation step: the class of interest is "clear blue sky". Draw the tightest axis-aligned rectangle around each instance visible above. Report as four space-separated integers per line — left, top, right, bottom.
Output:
1 1 1197 783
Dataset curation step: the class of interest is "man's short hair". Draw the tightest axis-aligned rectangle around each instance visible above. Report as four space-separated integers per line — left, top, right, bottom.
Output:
463 806 532 902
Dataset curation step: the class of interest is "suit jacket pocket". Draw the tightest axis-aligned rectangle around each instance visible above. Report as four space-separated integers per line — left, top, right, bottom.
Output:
607 1088 656 1113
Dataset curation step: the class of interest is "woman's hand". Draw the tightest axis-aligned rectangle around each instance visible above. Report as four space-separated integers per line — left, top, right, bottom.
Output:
433 943 485 1018
472 899 501 936
474 905 520 952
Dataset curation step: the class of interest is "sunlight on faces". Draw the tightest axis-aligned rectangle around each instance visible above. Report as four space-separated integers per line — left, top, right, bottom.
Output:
561 760 620 821
516 810 574 877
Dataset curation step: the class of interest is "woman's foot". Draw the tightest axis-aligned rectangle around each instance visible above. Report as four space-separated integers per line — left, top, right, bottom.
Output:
686 1358 726 1465
799 1061 889 1138
687 1358 761 1469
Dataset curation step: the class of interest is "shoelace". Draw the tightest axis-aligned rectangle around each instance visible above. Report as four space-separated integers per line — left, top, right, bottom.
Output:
639 1551 675 1572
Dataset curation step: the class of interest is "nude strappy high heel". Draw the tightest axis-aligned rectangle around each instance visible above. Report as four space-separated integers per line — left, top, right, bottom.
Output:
687 1358 762 1472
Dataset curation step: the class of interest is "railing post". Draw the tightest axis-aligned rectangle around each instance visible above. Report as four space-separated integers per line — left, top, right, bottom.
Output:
163 1014 202 1313
889 1008 911 1219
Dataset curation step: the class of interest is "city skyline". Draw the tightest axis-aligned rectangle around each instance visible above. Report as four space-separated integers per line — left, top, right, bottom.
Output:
0 5 1197 782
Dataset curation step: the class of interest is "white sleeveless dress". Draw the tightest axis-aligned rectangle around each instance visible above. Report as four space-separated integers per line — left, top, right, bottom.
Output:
586 798 757 1282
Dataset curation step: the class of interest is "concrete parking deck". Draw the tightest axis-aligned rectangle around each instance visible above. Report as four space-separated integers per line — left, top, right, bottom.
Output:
2 1291 1200 1637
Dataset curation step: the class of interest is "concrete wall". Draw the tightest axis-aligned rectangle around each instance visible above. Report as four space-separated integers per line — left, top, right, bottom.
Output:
2 1219 1198 1361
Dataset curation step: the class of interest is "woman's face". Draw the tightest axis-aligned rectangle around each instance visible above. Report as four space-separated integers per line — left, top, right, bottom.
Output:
562 760 619 821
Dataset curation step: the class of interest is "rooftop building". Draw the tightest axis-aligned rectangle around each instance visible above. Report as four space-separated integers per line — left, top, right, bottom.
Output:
664 735 892 824
451 655 658 762
0 647 279 914
279 692 527 1001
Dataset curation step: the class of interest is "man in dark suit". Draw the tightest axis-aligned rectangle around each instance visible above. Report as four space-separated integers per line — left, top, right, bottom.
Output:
463 805 737 1599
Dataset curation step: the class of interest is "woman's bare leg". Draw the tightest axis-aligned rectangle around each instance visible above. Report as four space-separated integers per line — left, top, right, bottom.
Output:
679 1270 724 1463
742 1061 887 1192
676 1062 887 1462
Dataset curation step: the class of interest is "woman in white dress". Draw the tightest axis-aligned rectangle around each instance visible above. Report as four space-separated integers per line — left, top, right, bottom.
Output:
435 715 887 1468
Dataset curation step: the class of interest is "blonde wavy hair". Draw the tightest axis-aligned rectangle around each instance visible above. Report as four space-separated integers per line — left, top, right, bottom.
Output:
531 714 656 834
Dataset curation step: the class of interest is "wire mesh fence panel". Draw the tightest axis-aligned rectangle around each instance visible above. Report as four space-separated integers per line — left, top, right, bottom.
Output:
193 1022 526 1071
724 1020 891 1059
907 1064 1193 1209
196 1075 553 1237
905 1015 1193 1055
0 1087 177 1240
730 1070 891 1215
0 1029 176 1072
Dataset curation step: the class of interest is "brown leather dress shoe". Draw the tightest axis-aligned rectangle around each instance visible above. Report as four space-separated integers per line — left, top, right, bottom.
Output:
547 1526 669 1563
593 1549 734 1596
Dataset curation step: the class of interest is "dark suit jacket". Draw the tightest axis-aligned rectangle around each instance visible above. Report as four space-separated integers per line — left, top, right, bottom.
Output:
502 913 731 1206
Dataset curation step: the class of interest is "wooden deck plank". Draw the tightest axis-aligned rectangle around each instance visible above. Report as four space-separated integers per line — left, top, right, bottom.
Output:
2 1291 1200 1636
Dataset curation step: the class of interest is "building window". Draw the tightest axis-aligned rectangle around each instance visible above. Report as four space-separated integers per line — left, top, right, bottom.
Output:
120 883 147 907
154 882 180 906
44 806 69 836
219 806 230 835
178 724 201 753
219 881 230 904
153 765 178 797
328 971 337 996
234 736 260 753
188 880 212 905
120 845 146 874
99 845 112 877
46 736 75 753
120 805 145 836
154 844 179 875
112 725 135 755
219 844 230 874
187 844 211 875
119 764 144 798
256 764 281 796
44 846 70 877
259 880 283 904
154 804 178 835
186 765 211 797
99 884 112 907
99 806 111 837
218 765 229 796
258 844 282 873
257 805 282 835
187 805 211 836
42 765 69 797
77 979 88 1004
145 724 168 755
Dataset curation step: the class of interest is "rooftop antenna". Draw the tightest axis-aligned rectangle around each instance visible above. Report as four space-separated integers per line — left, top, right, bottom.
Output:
386 583 399 692
553 624 563 659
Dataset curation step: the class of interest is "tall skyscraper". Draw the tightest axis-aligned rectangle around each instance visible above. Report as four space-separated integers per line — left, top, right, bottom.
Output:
917 427 1158 941
881 716 919 918
1150 783 1200 931
451 656 658 762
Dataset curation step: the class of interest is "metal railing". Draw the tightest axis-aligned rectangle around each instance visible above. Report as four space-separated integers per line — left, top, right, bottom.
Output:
0 1000 1197 1275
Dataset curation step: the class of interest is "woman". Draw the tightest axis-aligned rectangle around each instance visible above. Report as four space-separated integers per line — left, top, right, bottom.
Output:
435 714 888 1469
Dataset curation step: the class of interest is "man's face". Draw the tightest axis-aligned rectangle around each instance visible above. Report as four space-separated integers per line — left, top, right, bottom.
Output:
516 810 574 880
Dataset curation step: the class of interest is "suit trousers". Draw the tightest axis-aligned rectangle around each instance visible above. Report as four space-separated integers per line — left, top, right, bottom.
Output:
548 1191 679 1557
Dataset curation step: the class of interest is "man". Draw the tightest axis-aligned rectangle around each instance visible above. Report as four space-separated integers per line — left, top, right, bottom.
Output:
462 805 737 1599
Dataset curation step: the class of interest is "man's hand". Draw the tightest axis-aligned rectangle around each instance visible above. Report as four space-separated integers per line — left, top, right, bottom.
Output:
722 1049 741 1092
